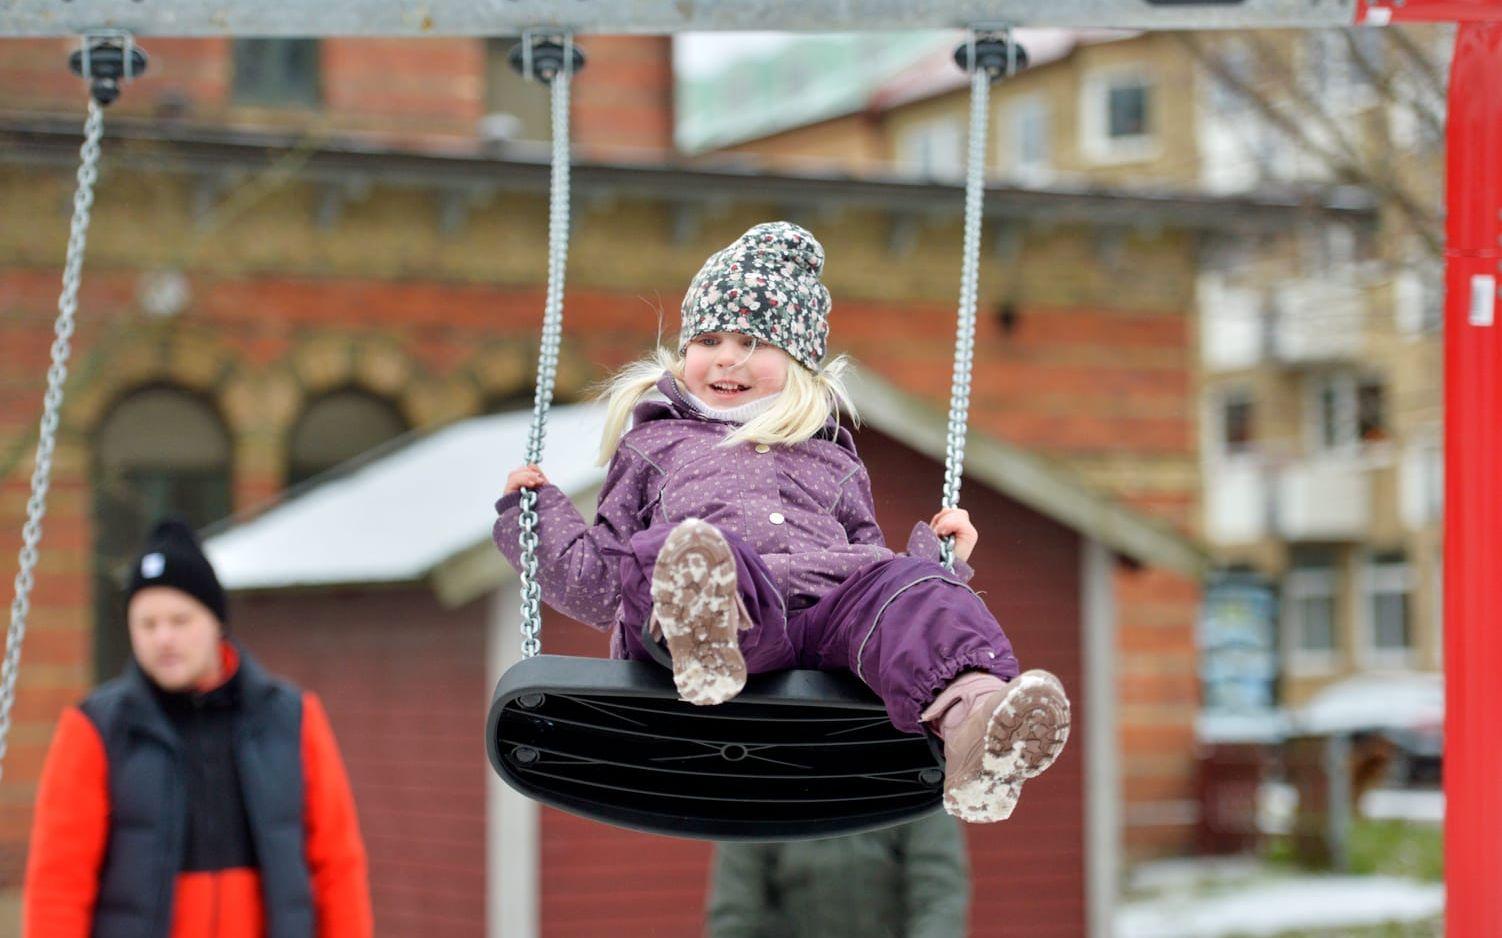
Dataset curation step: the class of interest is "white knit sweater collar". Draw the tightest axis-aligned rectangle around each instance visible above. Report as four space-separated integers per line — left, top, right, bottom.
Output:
682 389 783 424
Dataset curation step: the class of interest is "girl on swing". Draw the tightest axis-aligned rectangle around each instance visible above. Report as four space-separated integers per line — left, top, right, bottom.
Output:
494 222 1070 822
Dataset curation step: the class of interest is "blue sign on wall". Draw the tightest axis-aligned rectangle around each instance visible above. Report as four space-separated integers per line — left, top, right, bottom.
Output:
1199 574 1279 713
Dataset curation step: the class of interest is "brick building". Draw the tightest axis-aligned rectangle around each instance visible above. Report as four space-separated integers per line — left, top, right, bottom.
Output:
0 30 1367 933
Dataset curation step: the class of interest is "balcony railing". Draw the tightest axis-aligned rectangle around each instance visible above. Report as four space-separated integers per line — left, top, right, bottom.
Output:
1270 280 1367 365
1275 457 1372 541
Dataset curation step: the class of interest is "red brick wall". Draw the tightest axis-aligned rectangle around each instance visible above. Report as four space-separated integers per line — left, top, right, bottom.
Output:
232 588 491 936
570 36 675 161
0 35 673 155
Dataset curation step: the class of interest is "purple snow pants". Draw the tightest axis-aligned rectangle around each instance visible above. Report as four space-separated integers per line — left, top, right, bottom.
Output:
614 524 1021 733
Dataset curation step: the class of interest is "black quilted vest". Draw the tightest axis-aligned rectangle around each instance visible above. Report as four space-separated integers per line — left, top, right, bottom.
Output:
78 646 314 938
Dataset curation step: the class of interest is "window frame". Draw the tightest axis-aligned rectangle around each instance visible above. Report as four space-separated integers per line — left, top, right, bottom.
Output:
231 38 323 108
1306 371 1389 454
1213 386 1258 460
895 115 966 181
1360 554 1416 670
92 386 234 682
1000 93 1053 183
286 387 410 489
1080 65 1159 164
1283 564 1341 676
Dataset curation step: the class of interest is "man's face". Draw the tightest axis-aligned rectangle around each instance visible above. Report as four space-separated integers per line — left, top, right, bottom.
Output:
127 587 223 692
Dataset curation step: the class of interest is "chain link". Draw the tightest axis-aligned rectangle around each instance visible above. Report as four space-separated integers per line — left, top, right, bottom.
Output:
0 100 103 780
940 56 992 571
517 38 574 658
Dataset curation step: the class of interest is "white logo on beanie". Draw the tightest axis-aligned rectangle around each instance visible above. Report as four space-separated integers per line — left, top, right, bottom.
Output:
141 552 166 579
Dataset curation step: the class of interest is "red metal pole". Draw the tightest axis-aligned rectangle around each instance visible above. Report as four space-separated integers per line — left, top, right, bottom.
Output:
1444 20 1502 938
1357 0 1502 24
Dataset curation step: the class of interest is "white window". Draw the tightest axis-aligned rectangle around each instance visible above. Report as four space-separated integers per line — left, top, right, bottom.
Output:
1400 437 1444 530
1081 67 1157 164
1362 554 1414 668
1284 563 1339 674
1198 272 1266 370
1308 373 1388 452
1393 265 1444 337
895 118 964 181
1001 95 1051 183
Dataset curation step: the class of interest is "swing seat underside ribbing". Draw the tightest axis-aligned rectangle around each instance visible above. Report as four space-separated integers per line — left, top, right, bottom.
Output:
486 655 944 841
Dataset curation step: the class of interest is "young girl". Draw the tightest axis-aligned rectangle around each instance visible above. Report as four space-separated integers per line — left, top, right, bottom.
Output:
494 222 1070 822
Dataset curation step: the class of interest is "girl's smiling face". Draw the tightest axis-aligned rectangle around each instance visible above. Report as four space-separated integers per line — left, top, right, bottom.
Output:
682 332 790 407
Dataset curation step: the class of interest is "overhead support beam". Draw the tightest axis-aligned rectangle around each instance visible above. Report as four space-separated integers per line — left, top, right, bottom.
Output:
3 0 1478 38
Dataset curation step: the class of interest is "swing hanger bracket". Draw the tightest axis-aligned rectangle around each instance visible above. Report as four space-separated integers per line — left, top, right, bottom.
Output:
508 29 585 85
68 30 148 107
954 25 1027 82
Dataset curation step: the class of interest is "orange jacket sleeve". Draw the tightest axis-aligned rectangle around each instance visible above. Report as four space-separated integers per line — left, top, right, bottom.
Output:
22 706 109 938
301 691 373 938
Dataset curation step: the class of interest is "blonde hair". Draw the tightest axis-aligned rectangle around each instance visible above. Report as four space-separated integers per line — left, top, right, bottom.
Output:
596 346 858 464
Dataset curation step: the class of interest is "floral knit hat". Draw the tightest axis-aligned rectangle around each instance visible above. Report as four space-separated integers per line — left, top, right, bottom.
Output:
679 221 831 371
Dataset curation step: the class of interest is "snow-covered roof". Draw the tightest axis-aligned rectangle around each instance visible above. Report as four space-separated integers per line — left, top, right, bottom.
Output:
678 29 1136 154
205 404 608 591
1293 672 1444 736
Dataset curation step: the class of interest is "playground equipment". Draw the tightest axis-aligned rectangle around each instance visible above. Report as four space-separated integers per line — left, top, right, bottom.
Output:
2 1 1497 927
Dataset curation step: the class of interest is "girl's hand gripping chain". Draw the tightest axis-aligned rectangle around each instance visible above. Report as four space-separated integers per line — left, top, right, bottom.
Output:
929 507 978 564
505 465 549 495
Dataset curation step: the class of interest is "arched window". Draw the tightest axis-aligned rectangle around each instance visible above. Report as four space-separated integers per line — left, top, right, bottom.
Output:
92 387 233 680
287 389 408 487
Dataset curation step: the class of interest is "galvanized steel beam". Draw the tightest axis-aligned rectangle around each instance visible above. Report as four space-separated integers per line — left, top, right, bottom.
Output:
0 0 1390 38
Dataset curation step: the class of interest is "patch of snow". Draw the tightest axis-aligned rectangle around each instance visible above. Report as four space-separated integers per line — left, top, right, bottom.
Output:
1361 788 1444 824
1118 876 1444 938
206 404 607 590
1258 781 1297 836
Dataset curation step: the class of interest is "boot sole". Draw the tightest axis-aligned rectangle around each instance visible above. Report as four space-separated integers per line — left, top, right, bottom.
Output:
649 519 748 706
945 670 1071 822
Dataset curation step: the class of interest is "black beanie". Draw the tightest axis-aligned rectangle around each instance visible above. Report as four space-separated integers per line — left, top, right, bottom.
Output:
126 517 228 625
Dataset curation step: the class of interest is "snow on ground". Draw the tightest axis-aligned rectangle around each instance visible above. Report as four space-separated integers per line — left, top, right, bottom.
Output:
1360 788 1445 824
1119 863 1443 938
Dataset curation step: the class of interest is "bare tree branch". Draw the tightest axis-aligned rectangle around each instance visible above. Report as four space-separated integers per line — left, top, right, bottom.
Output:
1339 29 1446 145
1176 30 1443 257
1388 26 1449 101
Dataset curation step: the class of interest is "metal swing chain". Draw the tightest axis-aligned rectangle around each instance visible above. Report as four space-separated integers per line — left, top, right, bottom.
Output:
0 100 104 780
517 34 575 659
939 36 997 571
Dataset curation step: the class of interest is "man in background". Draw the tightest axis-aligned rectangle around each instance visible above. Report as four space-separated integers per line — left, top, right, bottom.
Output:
23 518 373 937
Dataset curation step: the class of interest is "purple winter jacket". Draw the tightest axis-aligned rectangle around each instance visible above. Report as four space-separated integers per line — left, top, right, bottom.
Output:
492 374 970 639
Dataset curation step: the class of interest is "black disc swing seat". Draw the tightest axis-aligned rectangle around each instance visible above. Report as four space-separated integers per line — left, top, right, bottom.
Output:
486 31 1026 841
488 650 946 841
